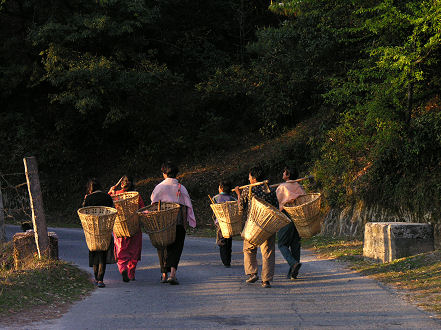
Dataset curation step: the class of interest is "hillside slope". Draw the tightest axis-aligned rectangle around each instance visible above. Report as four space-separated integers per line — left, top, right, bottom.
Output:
134 116 323 229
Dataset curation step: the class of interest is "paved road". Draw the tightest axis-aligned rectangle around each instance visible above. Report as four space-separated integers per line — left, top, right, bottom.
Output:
3 225 441 329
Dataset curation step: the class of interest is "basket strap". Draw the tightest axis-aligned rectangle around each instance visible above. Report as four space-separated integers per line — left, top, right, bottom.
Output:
177 183 181 200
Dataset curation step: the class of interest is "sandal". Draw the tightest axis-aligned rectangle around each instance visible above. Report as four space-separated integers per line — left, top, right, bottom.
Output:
122 270 130 282
167 277 179 285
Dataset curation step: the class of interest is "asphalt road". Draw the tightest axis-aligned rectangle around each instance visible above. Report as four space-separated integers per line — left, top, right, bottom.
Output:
3 225 441 329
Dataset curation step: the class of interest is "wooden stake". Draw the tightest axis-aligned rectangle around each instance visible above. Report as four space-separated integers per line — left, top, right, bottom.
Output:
208 195 215 204
269 175 314 188
157 200 161 211
231 176 314 192
23 156 49 258
0 185 5 243
231 180 269 192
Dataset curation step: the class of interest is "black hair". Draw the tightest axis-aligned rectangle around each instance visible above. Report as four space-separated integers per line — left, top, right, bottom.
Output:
121 175 135 191
86 178 102 194
161 161 179 178
284 166 299 180
249 166 264 182
219 180 232 193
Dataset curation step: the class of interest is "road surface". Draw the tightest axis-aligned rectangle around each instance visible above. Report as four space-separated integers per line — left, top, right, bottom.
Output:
3 225 441 329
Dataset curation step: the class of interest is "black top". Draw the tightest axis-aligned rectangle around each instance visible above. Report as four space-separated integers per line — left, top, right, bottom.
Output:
239 185 279 214
82 190 114 208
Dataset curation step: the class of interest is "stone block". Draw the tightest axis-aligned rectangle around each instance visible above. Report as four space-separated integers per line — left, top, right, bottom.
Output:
13 231 58 270
363 222 434 263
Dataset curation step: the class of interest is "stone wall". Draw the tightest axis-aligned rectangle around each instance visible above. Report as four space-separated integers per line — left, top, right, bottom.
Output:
321 200 440 249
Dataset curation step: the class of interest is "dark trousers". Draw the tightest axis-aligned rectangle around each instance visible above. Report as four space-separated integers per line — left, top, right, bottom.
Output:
157 224 186 273
88 238 115 282
90 251 107 281
219 237 232 266
277 222 301 267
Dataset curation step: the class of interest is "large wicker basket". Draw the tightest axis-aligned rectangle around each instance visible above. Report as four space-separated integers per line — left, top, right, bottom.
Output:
291 212 322 238
283 193 322 238
241 196 291 247
283 193 321 220
112 191 141 237
77 206 117 251
138 202 180 249
210 201 243 238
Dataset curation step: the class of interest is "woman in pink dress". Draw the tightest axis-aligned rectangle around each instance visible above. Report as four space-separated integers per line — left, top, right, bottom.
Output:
108 175 144 282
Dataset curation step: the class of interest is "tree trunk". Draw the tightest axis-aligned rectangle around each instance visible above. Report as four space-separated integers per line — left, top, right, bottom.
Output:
23 156 49 258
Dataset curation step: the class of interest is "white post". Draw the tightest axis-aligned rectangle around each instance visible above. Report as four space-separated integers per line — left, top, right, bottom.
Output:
23 156 49 258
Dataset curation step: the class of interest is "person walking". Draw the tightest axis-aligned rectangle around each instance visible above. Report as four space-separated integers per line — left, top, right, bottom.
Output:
276 166 305 280
213 180 236 267
82 178 115 288
150 161 196 285
108 175 144 282
234 166 278 288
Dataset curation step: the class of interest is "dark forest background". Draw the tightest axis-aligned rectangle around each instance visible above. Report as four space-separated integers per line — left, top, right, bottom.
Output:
1 0 441 225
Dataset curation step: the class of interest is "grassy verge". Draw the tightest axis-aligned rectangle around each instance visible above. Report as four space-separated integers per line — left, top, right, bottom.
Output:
303 236 441 316
0 241 94 323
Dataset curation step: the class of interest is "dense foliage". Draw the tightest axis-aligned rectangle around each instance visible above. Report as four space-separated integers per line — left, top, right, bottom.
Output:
1 0 441 221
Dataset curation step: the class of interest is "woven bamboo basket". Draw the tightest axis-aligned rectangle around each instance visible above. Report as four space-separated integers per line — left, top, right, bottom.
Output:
210 201 243 238
292 212 322 238
241 196 291 247
77 206 117 251
283 193 322 238
112 191 140 237
138 202 180 249
283 193 321 220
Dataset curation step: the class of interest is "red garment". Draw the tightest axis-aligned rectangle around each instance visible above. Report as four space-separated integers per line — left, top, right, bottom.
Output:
114 230 142 279
110 188 144 279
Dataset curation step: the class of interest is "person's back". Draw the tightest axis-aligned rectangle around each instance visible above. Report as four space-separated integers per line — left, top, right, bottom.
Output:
276 166 303 281
234 167 277 288
276 181 305 211
240 185 278 214
81 178 114 288
213 181 236 268
83 190 113 207
214 193 236 203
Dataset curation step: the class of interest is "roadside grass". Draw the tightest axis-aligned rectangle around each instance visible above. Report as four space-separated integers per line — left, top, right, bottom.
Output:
0 241 94 320
303 236 441 316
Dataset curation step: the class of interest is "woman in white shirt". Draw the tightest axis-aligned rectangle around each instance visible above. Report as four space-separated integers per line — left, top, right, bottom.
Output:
150 161 196 285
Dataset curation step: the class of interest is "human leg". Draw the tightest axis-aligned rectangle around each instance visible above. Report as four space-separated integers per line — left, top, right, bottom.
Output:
166 225 186 270
220 237 232 266
127 231 142 280
157 247 170 277
114 236 130 281
226 237 232 265
287 224 302 279
95 251 107 282
261 234 276 283
277 223 297 267
290 224 301 263
243 239 258 281
165 225 186 284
